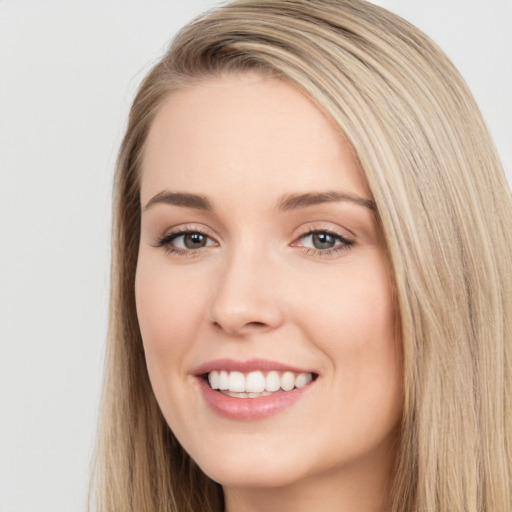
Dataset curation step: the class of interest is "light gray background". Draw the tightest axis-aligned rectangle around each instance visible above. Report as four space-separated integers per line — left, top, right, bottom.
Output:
0 1 510 511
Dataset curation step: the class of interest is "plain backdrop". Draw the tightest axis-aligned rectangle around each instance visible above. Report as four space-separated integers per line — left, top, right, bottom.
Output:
0 1 510 511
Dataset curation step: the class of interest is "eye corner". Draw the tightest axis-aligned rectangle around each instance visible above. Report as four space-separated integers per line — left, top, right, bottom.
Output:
290 227 355 258
152 224 220 257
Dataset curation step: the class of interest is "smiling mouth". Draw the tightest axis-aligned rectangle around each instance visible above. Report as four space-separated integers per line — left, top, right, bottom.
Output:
204 370 317 398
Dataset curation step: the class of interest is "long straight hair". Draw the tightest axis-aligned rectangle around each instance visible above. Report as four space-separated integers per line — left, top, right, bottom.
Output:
90 1 512 510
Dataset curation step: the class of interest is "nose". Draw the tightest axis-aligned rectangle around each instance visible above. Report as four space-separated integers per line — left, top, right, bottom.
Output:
207 247 285 337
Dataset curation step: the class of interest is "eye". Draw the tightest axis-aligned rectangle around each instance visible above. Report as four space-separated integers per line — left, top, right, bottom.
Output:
153 228 217 255
303 232 339 250
293 229 354 256
173 232 211 249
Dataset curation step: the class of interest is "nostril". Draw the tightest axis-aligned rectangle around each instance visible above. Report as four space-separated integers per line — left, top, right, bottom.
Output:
212 320 270 335
208 286 285 335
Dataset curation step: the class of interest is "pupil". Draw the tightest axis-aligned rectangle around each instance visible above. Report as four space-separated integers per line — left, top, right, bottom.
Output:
313 232 335 249
185 233 206 249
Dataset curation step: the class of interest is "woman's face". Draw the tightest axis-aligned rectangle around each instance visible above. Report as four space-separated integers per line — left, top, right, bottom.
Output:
136 73 402 497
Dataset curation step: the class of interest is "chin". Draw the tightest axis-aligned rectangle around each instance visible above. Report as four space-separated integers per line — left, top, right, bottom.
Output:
201 460 306 489
190 442 309 489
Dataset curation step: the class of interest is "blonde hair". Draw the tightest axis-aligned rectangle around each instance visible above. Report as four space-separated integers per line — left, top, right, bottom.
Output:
90 1 512 511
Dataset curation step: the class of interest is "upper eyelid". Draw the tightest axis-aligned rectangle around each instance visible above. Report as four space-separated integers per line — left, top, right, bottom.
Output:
150 225 215 249
292 230 354 249
297 230 349 241
294 223 355 241
161 224 217 239
154 228 353 252
158 226 351 240
156 222 354 238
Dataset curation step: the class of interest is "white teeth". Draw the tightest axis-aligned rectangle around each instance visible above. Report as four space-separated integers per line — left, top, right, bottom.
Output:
295 372 313 388
281 371 295 391
265 371 281 392
208 370 220 390
225 391 273 398
206 369 315 394
229 371 245 392
219 370 229 390
245 371 266 393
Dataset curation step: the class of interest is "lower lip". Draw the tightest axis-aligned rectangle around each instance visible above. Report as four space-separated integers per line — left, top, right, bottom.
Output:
197 377 314 420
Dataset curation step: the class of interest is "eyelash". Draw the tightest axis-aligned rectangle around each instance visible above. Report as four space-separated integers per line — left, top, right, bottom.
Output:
153 226 355 258
153 226 213 257
295 229 354 257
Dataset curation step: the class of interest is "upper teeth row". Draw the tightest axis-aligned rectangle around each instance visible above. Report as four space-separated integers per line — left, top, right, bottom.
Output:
208 370 313 393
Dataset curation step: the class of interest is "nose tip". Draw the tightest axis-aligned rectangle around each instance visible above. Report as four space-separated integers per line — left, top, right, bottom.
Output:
210 297 284 337
207 260 284 337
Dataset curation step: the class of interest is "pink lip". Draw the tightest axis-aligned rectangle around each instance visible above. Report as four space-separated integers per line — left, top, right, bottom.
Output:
192 358 317 421
196 377 315 420
193 357 315 375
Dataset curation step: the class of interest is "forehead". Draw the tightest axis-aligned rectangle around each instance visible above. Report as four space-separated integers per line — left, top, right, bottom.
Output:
140 73 369 204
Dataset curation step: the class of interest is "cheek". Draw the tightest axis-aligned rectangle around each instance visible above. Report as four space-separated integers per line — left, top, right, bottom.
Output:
343 270 401 425
348 272 398 381
295 258 401 412
135 258 205 376
297 259 396 354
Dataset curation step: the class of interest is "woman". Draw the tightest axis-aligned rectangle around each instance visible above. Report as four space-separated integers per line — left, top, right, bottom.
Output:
90 1 512 511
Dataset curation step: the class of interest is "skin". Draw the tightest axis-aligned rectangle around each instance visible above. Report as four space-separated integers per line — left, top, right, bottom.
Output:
136 73 403 512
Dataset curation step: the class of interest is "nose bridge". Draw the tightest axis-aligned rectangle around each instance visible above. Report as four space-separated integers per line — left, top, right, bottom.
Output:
208 236 283 336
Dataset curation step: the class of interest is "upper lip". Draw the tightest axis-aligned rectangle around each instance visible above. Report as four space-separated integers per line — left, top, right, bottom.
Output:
193 358 316 376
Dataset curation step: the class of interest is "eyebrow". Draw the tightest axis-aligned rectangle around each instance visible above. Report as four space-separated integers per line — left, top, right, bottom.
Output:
278 191 375 211
143 190 375 212
144 191 213 211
